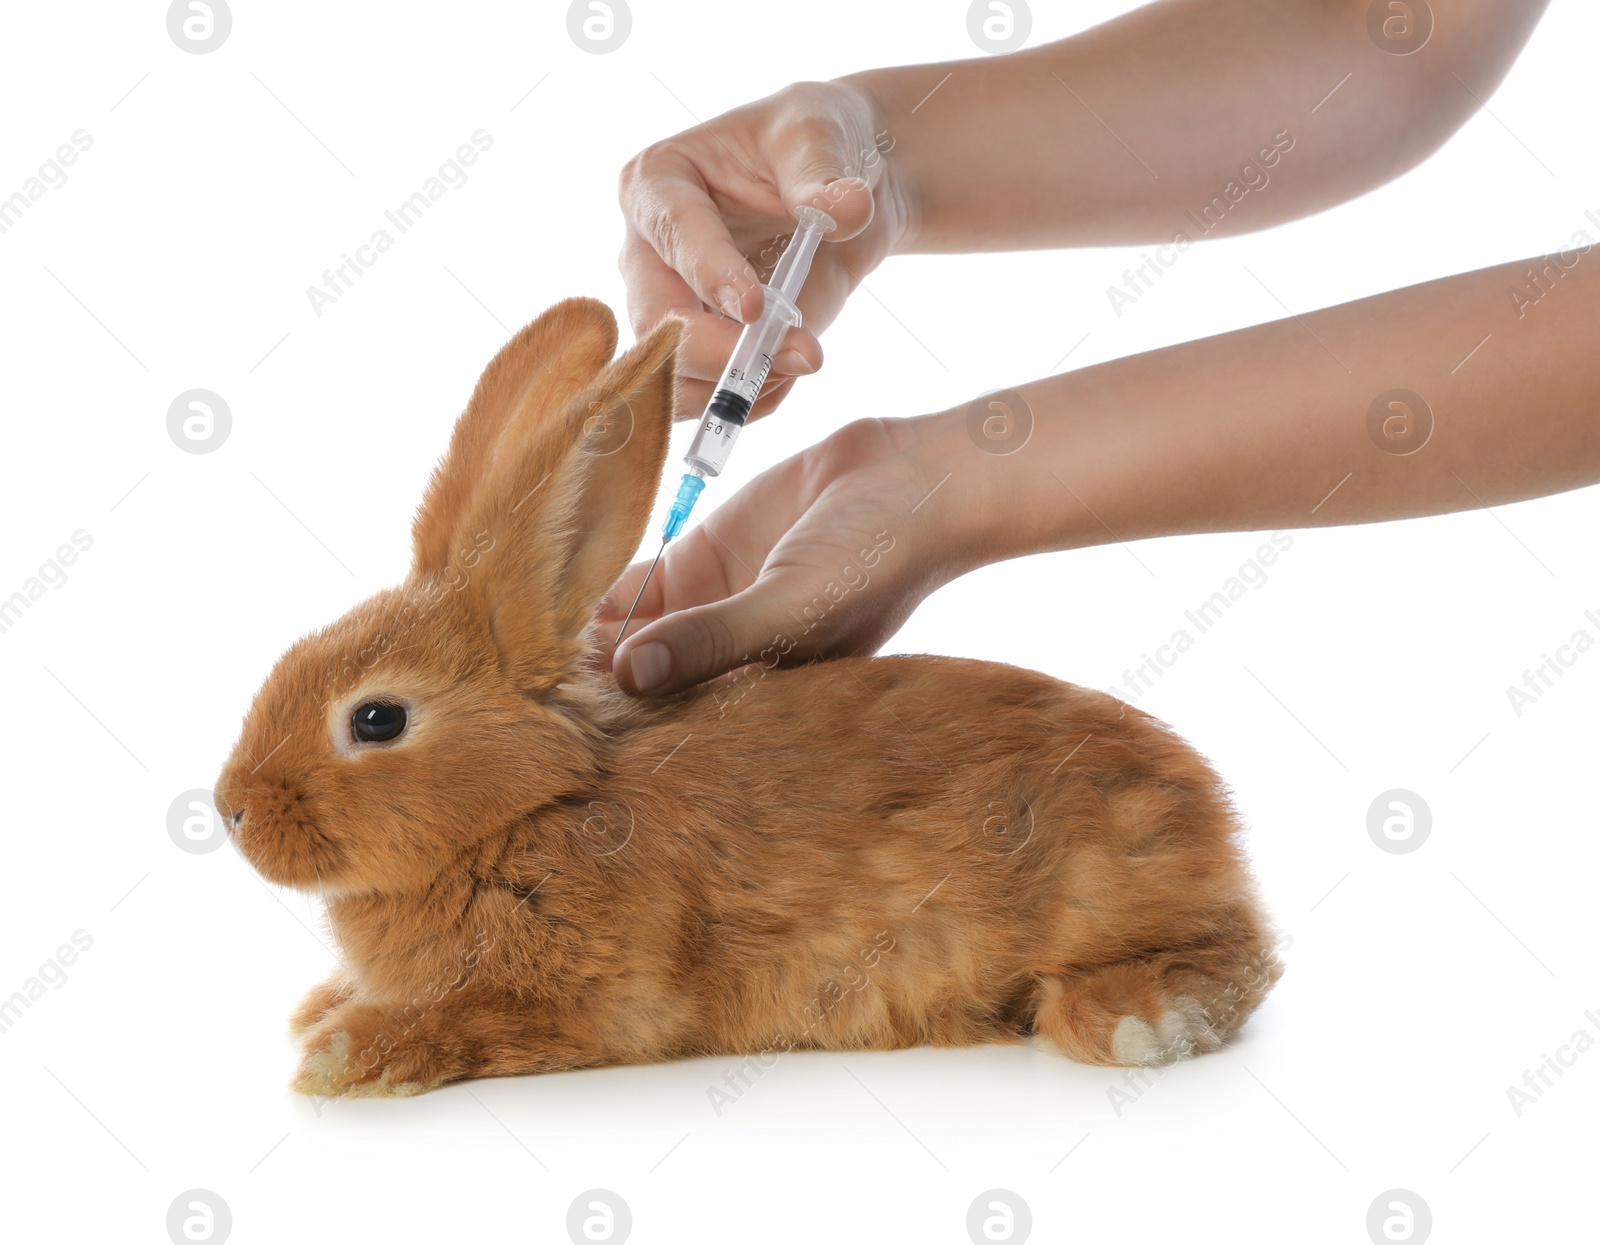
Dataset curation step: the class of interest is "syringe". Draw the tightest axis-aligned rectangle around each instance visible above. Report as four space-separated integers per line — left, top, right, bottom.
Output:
614 204 837 647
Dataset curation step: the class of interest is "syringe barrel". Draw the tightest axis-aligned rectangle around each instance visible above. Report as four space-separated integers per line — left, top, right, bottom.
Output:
769 205 834 302
685 285 800 476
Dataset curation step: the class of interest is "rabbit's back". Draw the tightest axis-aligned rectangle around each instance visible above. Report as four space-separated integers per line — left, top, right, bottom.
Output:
569 655 1276 1060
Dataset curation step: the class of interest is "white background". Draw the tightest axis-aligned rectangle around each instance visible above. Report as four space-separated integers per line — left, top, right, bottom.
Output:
1 1 1596 1242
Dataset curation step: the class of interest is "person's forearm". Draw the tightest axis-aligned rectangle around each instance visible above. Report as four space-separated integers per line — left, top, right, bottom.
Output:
845 0 1548 253
915 248 1600 564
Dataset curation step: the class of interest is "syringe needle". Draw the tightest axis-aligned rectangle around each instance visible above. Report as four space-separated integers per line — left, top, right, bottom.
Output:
614 537 667 648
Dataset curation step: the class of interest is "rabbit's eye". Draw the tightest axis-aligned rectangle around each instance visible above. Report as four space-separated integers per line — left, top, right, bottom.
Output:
352 701 407 744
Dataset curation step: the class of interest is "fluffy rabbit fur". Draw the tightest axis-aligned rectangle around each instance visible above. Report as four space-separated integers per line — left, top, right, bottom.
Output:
214 298 1282 1098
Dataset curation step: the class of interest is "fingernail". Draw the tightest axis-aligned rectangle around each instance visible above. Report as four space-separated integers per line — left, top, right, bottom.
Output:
773 349 813 375
628 641 672 693
715 285 743 321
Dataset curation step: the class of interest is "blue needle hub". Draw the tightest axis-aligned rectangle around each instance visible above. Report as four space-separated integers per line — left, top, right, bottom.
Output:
663 472 705 541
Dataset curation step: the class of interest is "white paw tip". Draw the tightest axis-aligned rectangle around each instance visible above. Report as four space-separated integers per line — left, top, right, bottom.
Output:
292 1031 443 1099
293 1042 352 1097
1112 998 1218 1066
1110 1015 1163 1065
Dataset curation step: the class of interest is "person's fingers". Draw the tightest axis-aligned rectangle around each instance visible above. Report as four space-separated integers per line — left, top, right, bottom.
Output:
595 538 699 630
777 162 875 243
619 239 731 368
652 306 742 384
674 365 797 423
620 146 762 320
613 263 743 421
788 251 856 346
618 227 699 317
592 520 752 669
619 243 822 384
671 377 714 423
752 105 877 240
743 375 796 423
589 606 660 674
621 254 821 422
596 553 666 626
613 572 811 696
770 326 822 377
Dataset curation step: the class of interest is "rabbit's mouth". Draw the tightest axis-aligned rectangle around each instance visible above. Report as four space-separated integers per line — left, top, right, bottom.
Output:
228 795 347 892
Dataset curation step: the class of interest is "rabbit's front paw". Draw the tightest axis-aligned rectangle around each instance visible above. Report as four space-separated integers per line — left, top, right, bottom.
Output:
293 1005 456 1098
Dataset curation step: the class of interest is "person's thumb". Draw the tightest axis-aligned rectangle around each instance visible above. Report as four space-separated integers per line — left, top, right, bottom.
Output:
773 140 875 243
613 583 798 697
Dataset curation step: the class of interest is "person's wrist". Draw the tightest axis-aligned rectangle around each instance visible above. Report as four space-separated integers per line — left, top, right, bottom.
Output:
903 395 1091 571
890 407 1011 582
834 68 922 258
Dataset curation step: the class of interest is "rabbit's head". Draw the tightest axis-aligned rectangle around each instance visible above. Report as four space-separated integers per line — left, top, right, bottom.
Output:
214 299 682 896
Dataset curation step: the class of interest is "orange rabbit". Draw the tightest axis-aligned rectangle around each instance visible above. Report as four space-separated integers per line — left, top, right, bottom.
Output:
214 298 1282 1097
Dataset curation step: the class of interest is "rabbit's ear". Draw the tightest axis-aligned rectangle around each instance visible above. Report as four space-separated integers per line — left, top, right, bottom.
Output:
454 313 684 687
411 298 618 577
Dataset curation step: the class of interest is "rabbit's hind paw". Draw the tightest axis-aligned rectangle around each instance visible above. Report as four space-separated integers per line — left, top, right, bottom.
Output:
1108 997 1219 1065
1031 940 1279 1068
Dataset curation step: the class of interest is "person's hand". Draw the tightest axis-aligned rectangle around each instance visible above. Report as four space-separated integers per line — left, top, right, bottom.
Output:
594 416 977 697
617 79 907 422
